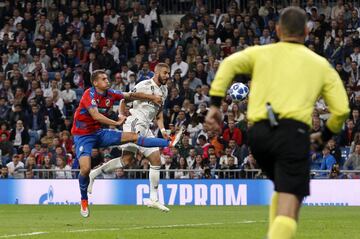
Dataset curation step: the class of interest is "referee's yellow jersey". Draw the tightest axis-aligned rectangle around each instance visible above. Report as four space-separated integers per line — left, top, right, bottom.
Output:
210 42 350 133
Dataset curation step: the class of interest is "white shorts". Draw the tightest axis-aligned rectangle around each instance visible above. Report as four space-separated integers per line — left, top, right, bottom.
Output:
121 115 159 157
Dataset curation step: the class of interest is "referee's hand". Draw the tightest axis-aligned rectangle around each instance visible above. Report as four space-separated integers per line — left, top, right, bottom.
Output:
205 106 222 133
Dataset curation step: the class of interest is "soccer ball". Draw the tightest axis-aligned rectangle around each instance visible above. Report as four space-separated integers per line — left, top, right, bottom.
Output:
229 82 249 101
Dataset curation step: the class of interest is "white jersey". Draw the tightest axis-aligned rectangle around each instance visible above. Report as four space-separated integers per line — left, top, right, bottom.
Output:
129 78 168 123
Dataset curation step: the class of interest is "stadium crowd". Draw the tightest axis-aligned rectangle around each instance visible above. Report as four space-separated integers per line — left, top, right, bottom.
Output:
0 0 359 180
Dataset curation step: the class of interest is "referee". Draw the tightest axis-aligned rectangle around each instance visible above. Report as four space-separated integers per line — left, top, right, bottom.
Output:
206 7 349 239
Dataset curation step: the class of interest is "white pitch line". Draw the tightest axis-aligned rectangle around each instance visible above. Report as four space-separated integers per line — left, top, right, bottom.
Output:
0 220 261 237
68 220 258 233
67 228 120 233
125 222 226 230
0 232 48 238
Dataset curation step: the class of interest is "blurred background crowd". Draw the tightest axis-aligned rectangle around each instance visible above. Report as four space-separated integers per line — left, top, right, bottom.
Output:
0 0 359 180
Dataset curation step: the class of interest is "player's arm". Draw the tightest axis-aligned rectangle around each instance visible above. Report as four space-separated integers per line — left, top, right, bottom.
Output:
117 99 127 125
318 66 350 141
156 107 169 139
88 107 122 126
206 48 254 131
123 92 162 106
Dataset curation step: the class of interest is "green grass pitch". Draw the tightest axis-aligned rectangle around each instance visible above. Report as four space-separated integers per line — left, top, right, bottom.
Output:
0 205 359 239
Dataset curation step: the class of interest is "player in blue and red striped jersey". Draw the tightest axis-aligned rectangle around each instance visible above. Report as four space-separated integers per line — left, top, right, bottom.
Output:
72 70 182 217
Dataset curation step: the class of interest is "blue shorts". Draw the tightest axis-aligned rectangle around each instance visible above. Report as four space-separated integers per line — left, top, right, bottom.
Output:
73 129 122 164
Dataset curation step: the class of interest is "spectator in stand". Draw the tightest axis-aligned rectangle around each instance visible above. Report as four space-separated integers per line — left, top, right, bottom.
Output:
208 131 224 158
343 143 360 178
161 155 176 179
61 82 77 117
174 110 188 128
310 115 323 133
167 87 184 112
0 122 10 140
0 97 10 121
338 119 356 147
10 120 29 150
228 139 242 162
51 145 66 165
126 14 146 57
55 156 72 179
120 63 135 83
25 155 38 178
320 146 337 174
60 130 73 154
39 155 55 179
137 61 154 82
0 132 13 165
194 85 210 106
19 144 32 163
177 135 193 158
327 138 342 165
220 147 239 167
351 108 360 132
28 104 46 147
174 157 189 179
186 148 196 168
115 168 127 179
42 97 64 131
190 154 204 179
171 54 189 78
223 156 239 179
223 120 243 146
0 166 11 178
0 54 13 75
208 154 220 178
240 154 260 179
6 154 24 179
8 104 27 129
197 134 210 160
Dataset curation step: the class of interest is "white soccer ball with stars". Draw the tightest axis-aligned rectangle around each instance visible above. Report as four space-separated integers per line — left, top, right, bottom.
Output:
229 82 249 101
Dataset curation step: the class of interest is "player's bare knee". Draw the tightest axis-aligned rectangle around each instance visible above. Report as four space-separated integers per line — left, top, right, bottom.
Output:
80 167 91 176
79 156 91 176
148 152 161 166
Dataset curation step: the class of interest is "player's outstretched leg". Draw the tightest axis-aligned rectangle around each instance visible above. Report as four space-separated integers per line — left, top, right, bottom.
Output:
79 156 91 218
88 128 185 196
121 127 184 148
88 157 124 194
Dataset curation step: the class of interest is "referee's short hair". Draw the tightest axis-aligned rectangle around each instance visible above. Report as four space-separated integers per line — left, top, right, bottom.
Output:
279 7 307 37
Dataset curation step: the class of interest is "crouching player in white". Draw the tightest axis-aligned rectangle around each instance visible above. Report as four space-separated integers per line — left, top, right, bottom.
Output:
87 63 183 211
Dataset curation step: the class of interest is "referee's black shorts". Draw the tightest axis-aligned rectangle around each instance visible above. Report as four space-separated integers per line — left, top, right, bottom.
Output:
248 119 311 197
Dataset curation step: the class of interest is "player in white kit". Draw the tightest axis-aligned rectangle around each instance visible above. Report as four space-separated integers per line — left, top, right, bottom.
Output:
87 63 184 211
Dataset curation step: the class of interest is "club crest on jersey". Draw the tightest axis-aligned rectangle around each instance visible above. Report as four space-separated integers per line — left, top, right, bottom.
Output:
91 99 96 105
105 99 110 106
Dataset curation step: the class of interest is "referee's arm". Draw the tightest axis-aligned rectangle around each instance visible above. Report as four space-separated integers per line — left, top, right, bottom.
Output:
205 49 254 131
320 66 350 141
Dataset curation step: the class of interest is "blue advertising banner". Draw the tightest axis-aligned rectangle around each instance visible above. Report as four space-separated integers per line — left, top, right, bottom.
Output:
0 179 359 206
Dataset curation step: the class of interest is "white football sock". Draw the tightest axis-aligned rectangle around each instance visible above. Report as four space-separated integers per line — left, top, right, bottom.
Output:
93 157 124 177
149 165 160 201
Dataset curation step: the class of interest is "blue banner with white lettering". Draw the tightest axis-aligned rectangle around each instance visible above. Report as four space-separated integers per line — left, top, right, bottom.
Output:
0 179 359 205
